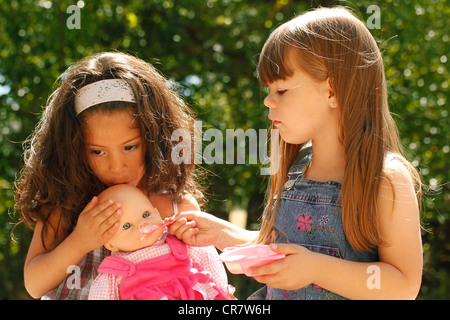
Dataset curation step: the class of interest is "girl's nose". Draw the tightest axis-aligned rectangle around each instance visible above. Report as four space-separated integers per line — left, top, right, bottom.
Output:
108 153 126 173
264 93 275 109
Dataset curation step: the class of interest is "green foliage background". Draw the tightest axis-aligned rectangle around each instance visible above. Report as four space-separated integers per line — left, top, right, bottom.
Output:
0 0 448 299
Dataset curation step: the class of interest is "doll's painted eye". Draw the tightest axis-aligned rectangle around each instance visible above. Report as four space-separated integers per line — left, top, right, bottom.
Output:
142 211 150 218
123 222 131 230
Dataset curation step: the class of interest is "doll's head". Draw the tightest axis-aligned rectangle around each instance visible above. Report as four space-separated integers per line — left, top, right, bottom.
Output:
98 184 164 252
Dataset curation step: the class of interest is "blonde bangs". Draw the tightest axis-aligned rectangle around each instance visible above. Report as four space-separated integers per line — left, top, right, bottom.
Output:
257 25 297 87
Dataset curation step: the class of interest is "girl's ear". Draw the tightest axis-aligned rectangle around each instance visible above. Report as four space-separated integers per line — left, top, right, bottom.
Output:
327 77 337 108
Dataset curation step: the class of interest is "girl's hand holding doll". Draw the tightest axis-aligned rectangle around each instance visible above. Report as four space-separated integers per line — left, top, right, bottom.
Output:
71 196 122 253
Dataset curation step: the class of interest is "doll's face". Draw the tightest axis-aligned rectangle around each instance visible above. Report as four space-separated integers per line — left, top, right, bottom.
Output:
99 184 164 252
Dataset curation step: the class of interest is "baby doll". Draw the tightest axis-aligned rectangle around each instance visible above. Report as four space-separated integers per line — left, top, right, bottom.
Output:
88 184 233 300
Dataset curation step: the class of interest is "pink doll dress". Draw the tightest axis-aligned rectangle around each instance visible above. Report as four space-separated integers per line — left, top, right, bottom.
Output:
94 234 228 300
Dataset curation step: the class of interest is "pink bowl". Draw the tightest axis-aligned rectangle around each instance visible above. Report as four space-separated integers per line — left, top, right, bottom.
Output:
219 245 285 275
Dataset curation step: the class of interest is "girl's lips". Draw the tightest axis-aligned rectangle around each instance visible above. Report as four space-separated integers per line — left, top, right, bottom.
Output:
268 116 281 125
107 180 130 186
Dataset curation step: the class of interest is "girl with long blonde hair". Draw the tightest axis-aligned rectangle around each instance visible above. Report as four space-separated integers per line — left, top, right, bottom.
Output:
172 6 423 299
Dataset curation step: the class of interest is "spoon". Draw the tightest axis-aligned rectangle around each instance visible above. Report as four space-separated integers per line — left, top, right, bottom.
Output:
139 220 175 234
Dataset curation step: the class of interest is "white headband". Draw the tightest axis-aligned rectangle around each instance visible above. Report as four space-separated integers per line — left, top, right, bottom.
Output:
74 79 136 115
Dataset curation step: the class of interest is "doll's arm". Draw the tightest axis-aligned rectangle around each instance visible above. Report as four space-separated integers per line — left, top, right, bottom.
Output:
189 246 232 297
88 273 120 300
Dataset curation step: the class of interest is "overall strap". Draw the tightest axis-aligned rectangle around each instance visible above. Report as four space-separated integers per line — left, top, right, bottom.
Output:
284 146 312 190
97 255 136 277
165 234 188 260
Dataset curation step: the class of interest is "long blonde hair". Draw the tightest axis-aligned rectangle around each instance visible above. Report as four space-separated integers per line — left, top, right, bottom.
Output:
256 7 421 251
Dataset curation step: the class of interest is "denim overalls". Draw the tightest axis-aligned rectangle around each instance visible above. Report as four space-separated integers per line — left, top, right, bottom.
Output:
249 147 379 300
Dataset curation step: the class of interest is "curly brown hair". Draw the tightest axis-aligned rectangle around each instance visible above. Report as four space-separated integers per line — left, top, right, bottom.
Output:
14 52 203 248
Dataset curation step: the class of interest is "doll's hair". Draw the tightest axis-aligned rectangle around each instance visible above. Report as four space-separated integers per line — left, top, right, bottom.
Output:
14 52 203 249
256 7 422 251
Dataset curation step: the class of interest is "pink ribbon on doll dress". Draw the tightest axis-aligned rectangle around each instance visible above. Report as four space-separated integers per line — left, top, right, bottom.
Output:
97 234 227 300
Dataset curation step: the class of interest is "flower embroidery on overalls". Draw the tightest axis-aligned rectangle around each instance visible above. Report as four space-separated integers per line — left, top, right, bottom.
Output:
297 214 335 243
319 215 329 224
296 214 313 232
